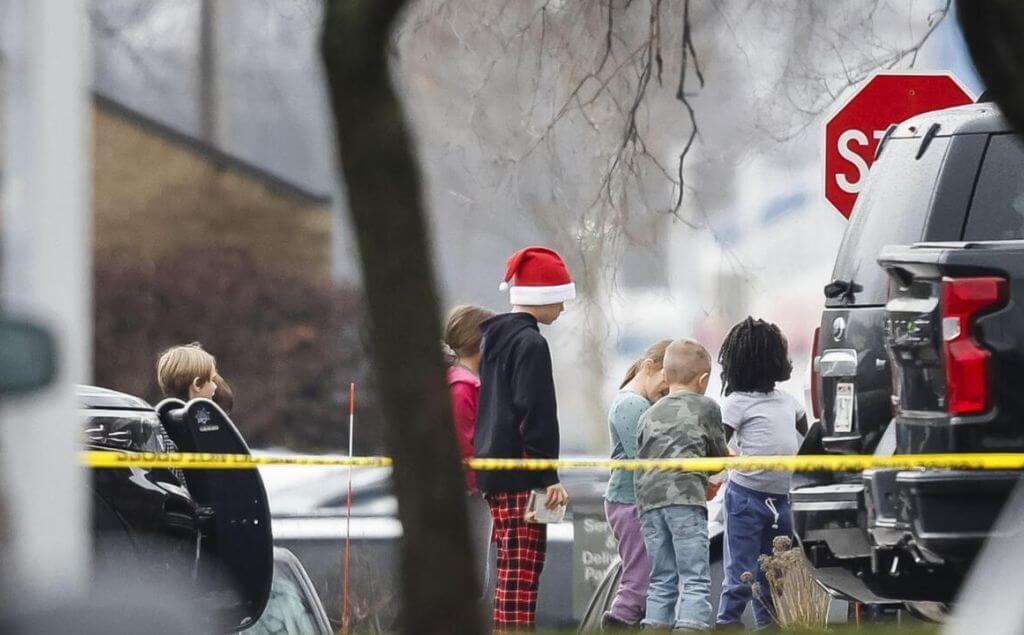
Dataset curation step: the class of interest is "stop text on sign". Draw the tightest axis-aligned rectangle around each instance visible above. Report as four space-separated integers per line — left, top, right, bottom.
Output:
836 128 890 194
824 73 974 218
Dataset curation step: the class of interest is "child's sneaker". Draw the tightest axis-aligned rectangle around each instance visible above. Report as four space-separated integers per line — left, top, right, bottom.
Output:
601 612 640 630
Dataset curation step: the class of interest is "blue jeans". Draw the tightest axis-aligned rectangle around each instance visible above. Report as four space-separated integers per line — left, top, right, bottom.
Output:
717 481 793 628
639 505 712 630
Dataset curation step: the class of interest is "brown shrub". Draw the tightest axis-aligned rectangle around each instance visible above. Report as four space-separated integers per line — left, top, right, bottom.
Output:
93 246 381 453
753 535 830 630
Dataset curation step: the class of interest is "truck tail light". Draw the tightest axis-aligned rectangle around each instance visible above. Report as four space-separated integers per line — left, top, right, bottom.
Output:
810 326 822 420
941 276 1007 415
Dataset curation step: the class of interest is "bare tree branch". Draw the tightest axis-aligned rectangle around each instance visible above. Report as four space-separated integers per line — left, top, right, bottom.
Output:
670 0 703 214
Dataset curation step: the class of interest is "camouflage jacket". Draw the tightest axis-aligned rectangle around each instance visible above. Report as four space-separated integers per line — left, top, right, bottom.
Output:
634 391 729 514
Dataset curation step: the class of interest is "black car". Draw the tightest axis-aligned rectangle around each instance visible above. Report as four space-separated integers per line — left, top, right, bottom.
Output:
84 385 274 631
794 102 1024 614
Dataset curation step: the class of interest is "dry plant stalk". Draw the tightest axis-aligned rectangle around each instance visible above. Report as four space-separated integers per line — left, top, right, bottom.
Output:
344 553 396 634
753 536 830 630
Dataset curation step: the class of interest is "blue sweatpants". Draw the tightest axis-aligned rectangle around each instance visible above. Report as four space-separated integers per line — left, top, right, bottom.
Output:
716 481 793 628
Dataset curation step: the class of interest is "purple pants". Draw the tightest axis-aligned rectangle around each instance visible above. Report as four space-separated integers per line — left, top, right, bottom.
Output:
605 500 651 625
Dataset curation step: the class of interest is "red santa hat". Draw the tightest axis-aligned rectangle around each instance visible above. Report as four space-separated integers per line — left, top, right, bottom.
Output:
499 246 576 306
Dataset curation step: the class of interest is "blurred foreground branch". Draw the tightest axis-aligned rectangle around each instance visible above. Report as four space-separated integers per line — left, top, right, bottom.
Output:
958 0 1024 132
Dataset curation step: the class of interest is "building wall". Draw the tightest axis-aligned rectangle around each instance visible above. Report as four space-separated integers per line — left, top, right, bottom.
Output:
93 106 332 280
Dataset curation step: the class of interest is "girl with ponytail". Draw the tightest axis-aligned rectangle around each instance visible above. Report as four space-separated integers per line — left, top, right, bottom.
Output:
443 304 496 492
443 304 497 600
601 339 672 629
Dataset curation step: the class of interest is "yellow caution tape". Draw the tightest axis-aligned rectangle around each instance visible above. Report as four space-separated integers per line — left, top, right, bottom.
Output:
82 451 392 469
81 450 1024 472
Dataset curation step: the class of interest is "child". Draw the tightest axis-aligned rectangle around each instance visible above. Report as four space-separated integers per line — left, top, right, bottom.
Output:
443 304 496 492
635 339 729 631
475 246 574 630
715 317 808 629
443 304 497 599
156 342 217 402
601 339 671 629
212 373 234 413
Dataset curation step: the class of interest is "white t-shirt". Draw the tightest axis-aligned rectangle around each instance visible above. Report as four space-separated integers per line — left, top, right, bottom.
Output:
723 389 806 495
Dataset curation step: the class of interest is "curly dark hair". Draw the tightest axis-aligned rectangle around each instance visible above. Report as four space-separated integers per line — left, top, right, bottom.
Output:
719 317 793 396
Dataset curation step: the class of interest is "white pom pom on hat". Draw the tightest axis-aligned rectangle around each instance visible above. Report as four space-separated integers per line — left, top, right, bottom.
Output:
499 246 576 306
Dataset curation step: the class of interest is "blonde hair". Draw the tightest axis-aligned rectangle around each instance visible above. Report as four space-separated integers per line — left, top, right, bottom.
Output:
619 339 673 389
663 339 711 385
157 342 216 400
443 305 496 362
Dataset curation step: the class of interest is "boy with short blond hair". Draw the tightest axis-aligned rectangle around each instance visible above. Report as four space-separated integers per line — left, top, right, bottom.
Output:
635 339 729 631
157 342 218 402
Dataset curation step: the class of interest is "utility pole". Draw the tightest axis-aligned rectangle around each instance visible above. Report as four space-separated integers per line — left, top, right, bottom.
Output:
0 0 92 601
199 0 224 147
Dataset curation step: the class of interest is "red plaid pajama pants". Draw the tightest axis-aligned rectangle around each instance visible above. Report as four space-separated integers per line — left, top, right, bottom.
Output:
486 490 547 631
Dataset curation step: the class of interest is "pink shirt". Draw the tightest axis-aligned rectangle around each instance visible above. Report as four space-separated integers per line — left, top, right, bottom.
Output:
447 365 480 491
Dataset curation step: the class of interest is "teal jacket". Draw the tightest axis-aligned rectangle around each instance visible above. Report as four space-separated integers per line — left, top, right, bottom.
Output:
603 391 651 505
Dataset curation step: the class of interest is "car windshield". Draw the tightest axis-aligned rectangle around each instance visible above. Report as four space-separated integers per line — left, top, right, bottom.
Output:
243 559 322 635
828 136 951 307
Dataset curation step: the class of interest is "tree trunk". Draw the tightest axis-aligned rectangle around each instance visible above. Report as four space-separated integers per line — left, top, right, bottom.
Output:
957 0 1024 132
320 2 482 634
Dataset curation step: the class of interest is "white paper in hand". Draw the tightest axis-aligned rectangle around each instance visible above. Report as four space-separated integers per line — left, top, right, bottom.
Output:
524 489 567 524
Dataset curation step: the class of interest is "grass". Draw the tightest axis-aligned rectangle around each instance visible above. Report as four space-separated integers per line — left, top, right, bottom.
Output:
553 629 939 634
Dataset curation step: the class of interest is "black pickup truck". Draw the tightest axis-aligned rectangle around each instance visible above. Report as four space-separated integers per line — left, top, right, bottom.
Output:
882 240 1023 558
793 102 1024 616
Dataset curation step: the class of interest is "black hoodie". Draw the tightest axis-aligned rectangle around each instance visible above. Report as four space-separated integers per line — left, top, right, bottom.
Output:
474 312 560 492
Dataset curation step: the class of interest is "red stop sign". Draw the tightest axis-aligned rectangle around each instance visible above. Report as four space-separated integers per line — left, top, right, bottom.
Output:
825 73 973 218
